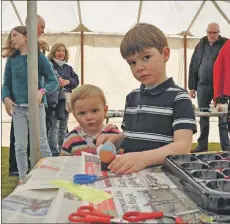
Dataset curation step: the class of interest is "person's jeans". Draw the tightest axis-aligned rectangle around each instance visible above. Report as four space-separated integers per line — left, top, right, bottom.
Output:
12 105 52 180
9 120 31 173
47 111 69 156
197 84 230 150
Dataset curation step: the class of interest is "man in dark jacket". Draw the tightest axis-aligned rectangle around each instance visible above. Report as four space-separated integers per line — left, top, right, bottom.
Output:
188 22 230 153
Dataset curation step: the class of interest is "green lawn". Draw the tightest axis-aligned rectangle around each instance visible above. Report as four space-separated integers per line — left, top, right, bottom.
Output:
1 147 18 199
1 143 222 199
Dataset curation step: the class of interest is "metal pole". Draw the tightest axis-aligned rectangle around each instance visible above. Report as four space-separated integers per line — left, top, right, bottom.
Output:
27 1 41 167
183 35 187 90
80 31 84 85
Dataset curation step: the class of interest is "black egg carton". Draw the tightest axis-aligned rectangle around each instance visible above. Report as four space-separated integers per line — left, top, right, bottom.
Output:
163 152 230 215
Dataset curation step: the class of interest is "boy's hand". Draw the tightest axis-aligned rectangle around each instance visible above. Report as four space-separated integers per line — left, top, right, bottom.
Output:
4 97 17 116
96 134 122 147
108 151 150 175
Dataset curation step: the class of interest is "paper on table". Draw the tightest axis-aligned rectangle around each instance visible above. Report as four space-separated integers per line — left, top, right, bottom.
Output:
49 179 112 204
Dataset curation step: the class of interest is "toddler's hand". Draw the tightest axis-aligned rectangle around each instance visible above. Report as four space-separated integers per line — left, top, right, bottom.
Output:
108 151 150 175
96 134 121 147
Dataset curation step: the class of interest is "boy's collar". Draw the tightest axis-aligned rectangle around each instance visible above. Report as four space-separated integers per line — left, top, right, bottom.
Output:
140 77 175 95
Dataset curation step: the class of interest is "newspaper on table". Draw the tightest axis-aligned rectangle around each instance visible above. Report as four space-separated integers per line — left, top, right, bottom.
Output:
2 153 203 223
1 188 57 223
44 152 202 223
22 156 84 190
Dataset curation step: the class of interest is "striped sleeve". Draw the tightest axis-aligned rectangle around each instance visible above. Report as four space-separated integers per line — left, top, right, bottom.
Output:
172 91 197 134
103 124 121 134
61 130 77 156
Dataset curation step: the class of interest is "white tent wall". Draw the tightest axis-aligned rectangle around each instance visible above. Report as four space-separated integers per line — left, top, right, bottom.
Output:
1 35 221 146
1 1 230 147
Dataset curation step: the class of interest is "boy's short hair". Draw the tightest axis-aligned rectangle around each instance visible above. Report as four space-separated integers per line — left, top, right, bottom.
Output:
120 23 168 59
70 84 106 112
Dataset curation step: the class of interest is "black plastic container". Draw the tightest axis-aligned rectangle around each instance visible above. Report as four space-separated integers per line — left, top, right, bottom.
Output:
163 153 230 215
223 168 230 178
221 152 230 160
196 154 222 162
169 154 197 164
191 170 225 181
206 180 230 193
208 160 230 170
180 161 209 171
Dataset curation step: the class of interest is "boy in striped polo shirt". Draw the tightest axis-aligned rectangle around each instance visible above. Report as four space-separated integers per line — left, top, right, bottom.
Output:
61 84 120 156
97 23 197 174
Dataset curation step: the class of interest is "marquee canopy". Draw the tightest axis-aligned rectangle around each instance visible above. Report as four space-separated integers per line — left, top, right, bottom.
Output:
2 1 230 37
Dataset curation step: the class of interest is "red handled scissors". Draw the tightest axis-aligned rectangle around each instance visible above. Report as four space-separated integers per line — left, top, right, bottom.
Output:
68 205 128 223
123 211 186 223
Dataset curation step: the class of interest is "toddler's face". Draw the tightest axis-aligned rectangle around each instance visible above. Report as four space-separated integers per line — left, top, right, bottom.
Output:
126 47 170 86
73 95 108 136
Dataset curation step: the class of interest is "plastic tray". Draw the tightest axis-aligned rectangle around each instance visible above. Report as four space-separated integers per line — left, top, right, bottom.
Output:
163 152 230 215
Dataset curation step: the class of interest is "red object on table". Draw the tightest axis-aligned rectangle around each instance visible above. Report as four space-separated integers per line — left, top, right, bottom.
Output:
123 211 186 223
68 205 124 223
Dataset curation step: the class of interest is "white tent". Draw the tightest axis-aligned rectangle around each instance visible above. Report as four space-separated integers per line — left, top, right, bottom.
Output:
1 1 230 146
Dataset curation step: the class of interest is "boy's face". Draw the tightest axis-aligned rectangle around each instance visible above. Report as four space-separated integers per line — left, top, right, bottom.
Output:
126 47 170 86
73 95 108 136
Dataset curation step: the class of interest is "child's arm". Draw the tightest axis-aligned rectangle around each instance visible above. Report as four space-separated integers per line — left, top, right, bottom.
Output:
2 58 17 116
96 132 124 147
2 58 12 101
40 54 59 93
61 141 73 156
60 133 73 156
108 90 196 174
108 129 193 174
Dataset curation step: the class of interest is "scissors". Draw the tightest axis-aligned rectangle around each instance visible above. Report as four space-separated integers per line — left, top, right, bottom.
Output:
123 211 185 223
68 205 128 223
146 174 169 190
73 174 118 184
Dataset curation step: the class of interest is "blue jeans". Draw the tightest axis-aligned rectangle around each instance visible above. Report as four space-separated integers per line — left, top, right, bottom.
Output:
47 111 69 156
12 105 52 180
197 84 230 150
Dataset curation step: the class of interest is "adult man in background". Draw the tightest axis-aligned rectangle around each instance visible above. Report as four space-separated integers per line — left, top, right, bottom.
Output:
8 15 48 176
188 22 230 153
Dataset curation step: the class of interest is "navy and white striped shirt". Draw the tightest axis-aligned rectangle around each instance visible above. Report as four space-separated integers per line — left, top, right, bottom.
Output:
121 78 197 153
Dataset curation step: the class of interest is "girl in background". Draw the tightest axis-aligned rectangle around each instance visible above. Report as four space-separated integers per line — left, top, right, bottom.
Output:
2 26 58 183
47 43 79 156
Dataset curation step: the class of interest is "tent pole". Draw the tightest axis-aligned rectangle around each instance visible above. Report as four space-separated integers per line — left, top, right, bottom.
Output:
212 1 230 25
80 31 84 85
27 1 41 168
137 0 143 23
183 35 187 90
10 0 24 25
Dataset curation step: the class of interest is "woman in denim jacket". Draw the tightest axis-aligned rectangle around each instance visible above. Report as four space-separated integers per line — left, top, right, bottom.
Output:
47 43 79 156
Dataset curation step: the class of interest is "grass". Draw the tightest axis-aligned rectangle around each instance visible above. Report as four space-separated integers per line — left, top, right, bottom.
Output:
1 143 222 199
1 147 18 199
